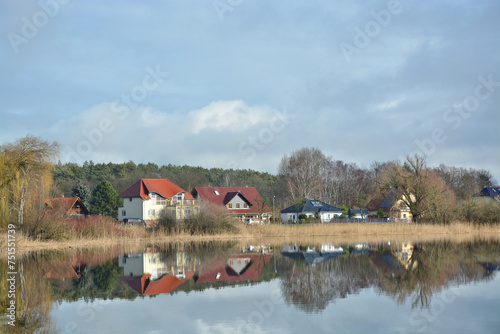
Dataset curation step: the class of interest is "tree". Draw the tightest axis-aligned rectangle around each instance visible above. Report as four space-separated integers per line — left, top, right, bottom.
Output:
380 155 457 224
90 180 119 217
0 135 59 229
72 180 91 208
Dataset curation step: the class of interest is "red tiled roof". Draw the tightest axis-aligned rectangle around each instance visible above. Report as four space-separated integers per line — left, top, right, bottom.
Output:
118 179 193 199
120 272 194 296
46 197 88 215
196 254 272 284
193 187 271 214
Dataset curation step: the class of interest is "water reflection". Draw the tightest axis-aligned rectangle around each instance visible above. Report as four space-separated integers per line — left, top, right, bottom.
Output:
1 239 499 333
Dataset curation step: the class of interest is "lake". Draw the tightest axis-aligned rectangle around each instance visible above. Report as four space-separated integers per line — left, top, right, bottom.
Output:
2 238 499 333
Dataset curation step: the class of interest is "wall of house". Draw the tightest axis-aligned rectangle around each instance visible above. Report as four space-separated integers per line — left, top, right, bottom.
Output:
119 197 145 220
227 195 250 211
118 254 145 277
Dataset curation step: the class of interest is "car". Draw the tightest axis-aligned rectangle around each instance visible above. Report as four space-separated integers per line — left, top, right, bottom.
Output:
124 218 146 227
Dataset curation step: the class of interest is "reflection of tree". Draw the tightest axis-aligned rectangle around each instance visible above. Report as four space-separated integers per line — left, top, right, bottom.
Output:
279 240 500 313
379 241 496 309
1 254 60 333
280 255 376 313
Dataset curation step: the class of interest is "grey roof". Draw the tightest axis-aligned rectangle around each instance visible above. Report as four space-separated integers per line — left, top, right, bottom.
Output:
348 208 369 215
281 199 343 214
478 187 500 198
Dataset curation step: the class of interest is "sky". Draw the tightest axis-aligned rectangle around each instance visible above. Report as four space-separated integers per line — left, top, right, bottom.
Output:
1 0 499 180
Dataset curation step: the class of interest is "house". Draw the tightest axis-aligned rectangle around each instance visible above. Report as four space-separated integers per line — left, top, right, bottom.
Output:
118 179 197 225
195 254 272 284
473 187 500 206
280 198 343 223
367 189 413 222
348 208 369 219
192 187 271 221
46 196 88 217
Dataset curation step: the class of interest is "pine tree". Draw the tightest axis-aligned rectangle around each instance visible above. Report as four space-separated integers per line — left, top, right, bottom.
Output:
71 180 91 208
90 180 118 217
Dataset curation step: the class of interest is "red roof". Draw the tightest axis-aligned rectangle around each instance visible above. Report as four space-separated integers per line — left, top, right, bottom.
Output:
193 187 271 214
119 272 194 296
118 179 193 199
46 196 88 215
196 254 272 284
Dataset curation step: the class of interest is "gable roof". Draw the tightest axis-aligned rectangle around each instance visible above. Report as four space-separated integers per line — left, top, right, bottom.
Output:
349 208 369 215
367 189 400 211
281 199 343 214
119 272 194 296
477 187 500 199
46 196 88 215
195 254 272 284
118 179 193 199
192 187 271 214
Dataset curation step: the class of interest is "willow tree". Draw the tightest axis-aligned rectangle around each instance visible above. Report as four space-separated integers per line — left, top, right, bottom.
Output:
0 135 59 230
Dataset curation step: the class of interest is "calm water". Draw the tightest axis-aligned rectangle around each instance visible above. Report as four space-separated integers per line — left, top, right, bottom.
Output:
2 239 499 333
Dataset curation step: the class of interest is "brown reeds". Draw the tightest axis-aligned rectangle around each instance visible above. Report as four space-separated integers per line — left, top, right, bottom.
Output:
1 220 499 254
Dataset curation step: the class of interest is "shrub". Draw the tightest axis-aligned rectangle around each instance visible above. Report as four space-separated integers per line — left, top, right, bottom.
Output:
184 203 238 235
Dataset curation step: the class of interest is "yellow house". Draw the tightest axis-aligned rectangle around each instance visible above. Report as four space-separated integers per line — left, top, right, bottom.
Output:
367 189 414 222
473 187 500 206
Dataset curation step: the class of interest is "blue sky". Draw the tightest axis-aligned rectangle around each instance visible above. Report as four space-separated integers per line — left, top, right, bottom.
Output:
1 0 499 180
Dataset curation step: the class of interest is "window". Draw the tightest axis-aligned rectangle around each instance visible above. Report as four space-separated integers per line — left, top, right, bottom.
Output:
178 196 182 202
311 201 322 206
228 203 233 209
236 202 240 209
129 198 132 202
148 209 155 216
214 190 220 196
122 210 126 217
150 193 156 199
156 196 166 205
243 203 248 208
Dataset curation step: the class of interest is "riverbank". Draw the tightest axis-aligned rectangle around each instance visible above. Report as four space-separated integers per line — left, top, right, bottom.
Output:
1 221 499 254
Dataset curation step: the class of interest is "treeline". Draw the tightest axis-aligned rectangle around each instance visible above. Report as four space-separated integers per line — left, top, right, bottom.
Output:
1 136 499 234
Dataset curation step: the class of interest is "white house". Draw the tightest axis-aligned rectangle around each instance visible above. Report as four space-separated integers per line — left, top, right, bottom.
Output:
280 199 343 223
118 179 196 225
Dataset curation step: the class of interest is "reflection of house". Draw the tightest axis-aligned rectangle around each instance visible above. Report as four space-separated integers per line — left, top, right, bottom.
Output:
394 242 414 269
367 189 413 221
280 199 343 223
119 251 197 296
195 254 272 283
473 187 500 206
281 244 346 266
192 187 271 221
46 196 88 217
118 179 197 225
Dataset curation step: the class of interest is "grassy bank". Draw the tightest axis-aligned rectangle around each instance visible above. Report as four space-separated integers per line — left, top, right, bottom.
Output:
1 221 499 254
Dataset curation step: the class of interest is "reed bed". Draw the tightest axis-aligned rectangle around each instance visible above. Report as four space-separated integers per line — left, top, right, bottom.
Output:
1 221 499 254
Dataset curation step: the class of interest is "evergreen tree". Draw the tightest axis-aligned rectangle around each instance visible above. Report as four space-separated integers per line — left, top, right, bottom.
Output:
71 180 91 208
90 180 119 217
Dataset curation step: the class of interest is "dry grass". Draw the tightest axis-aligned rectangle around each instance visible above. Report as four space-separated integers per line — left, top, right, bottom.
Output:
1 221 499 255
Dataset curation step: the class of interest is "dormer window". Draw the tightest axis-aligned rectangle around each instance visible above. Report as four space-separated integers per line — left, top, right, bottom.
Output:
150 193 157 199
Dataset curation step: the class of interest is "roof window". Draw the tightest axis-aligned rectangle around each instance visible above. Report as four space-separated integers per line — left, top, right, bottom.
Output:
214 190 220 196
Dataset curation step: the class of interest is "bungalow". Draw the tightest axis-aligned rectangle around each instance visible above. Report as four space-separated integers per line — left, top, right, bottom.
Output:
348 208 369 219
192 187 271 221
280 198 343 223
46 196 88 217
473 186 500 206
367 189 413 221
118 179 197 225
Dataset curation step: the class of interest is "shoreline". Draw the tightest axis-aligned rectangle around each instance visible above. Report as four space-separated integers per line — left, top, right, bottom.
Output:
2 222 499 254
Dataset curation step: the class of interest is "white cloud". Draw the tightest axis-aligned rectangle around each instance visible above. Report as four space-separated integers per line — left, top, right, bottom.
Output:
189 100 276 134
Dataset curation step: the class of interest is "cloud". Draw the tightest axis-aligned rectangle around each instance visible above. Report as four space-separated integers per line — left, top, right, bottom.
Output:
189 100 276 134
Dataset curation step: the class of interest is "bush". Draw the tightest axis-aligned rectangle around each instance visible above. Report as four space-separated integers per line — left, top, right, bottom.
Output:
157 209 178 233
184 203 238 235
